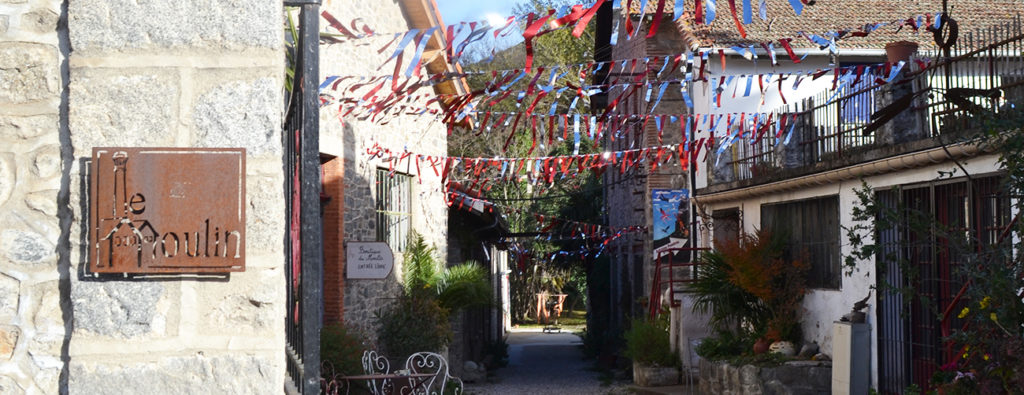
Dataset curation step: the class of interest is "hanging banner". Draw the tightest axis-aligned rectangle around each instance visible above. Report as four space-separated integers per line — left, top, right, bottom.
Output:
652 189 690 261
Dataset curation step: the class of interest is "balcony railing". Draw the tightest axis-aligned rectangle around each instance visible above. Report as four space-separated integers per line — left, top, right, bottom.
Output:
718 14 1024 185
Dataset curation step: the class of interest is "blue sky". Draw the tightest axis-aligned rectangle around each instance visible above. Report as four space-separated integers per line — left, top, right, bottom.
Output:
435 0 521 26
435 0 529 61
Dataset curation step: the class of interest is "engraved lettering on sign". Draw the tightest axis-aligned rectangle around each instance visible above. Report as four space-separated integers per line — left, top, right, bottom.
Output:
89 148 246 274
346 242 393 279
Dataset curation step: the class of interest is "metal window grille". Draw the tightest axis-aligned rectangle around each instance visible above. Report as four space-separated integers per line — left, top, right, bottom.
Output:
875 175 1010 393
711 208 741 247
375 169 411 252
760 196 841 289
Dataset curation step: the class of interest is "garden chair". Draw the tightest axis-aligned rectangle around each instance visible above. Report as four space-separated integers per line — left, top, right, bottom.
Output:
361 350 394 395
401 352 463 395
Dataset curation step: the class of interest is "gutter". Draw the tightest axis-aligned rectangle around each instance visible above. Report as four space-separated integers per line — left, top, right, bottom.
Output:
693 141 991 205
710 47 887 57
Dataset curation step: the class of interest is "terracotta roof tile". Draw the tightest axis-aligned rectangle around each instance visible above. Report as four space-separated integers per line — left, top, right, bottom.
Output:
627 0 1023 50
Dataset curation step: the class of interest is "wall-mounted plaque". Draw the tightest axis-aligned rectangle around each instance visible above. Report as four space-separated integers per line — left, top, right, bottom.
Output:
89 148 246 274
346 242 393 279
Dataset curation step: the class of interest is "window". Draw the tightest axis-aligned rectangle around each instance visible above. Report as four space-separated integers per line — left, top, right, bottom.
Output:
375 169 411 252
712 208 741 247
761 196 841 289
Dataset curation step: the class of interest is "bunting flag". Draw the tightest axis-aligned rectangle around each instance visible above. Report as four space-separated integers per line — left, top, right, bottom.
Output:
322 57 931 126
318 10 937 97
323 1 933 83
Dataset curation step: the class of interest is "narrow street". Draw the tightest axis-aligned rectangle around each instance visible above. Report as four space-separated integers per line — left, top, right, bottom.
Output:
465 328 625 395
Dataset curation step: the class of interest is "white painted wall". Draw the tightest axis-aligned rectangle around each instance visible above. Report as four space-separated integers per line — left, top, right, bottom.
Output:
702 153 1002 387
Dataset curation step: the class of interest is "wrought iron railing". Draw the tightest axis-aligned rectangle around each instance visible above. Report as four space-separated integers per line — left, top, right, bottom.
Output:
720 14 1024 185
283 1 323 394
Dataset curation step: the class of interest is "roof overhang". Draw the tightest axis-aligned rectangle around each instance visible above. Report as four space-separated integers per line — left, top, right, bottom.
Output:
398 0 473 128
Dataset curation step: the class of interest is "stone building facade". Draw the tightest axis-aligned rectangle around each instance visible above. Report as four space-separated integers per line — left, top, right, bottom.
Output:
1 0 285 393
601 8 708 366
318 0 461 342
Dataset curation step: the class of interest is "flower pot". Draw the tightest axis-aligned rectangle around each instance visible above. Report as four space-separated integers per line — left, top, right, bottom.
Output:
753 338 769 354
885 40 919 63
632 362 680 387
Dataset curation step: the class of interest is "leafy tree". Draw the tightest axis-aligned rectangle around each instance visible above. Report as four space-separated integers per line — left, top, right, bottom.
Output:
450 0 604 324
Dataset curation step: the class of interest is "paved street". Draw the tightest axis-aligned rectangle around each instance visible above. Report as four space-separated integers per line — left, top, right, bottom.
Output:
464 328 628 395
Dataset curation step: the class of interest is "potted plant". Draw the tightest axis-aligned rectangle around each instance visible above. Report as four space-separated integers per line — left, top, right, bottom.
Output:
623 315 679 387
690 230 808 360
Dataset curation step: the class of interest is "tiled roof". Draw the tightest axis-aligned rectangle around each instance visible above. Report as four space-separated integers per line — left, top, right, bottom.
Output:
627 0 1023 50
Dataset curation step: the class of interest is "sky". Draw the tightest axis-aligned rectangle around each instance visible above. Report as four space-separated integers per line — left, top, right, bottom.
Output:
435 0 522 26
434 0 530 62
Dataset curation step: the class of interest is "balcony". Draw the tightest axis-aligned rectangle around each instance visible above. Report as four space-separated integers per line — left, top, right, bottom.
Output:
705 17 1024 192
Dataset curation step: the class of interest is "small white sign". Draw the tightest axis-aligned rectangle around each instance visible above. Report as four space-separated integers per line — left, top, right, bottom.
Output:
346 242 394 279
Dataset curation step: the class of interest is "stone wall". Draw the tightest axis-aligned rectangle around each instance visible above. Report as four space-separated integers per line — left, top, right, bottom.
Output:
62 0 285 394
0 0 66 392
699 359 832 395
2 0 288 392
604 12 692 339
606 12 651 336
318 1 449 344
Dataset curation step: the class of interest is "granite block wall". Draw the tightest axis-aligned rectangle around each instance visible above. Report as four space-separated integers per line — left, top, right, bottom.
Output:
1 0 288 393
0 0 68 392
64 0 286 391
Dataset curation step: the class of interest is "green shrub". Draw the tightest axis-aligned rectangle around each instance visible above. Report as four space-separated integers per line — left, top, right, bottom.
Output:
375 294 451 361
690 230 808 347
320 324 371 394
321 324 369 375
695 331 752 361
690 249 769 337
623 316 678 367
436 262 493 312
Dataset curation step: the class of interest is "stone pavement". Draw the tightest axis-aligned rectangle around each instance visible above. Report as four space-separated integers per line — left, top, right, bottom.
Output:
463 328 631 395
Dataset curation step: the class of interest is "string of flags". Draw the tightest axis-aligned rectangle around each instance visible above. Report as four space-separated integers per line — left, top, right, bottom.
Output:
508 239 612 265
321 1 942 78
324 3 947 262
319 9 940 87
322 0 814 42
448 188 645 239
322 58 925 128
367 114 735 184
448 187 644 261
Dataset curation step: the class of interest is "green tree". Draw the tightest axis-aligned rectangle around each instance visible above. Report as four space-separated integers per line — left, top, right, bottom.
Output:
450 0 603 324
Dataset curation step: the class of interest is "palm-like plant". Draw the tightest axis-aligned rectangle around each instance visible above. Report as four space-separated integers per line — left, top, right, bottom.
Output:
403 233 438 297
402 232 493 312
436 262 493 312
690 249 769 335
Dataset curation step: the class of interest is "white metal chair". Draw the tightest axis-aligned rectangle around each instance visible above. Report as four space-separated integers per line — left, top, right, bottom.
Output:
361 350 394 395
402 352 464 395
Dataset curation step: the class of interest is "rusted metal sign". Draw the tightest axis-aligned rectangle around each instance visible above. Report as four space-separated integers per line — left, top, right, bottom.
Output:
89 147 246 273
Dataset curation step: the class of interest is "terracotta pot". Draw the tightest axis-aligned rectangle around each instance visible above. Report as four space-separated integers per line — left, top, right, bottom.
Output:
753 338 769 354
885 40 919 63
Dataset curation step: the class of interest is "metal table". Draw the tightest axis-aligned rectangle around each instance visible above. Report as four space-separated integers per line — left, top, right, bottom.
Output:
336 373 435 395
